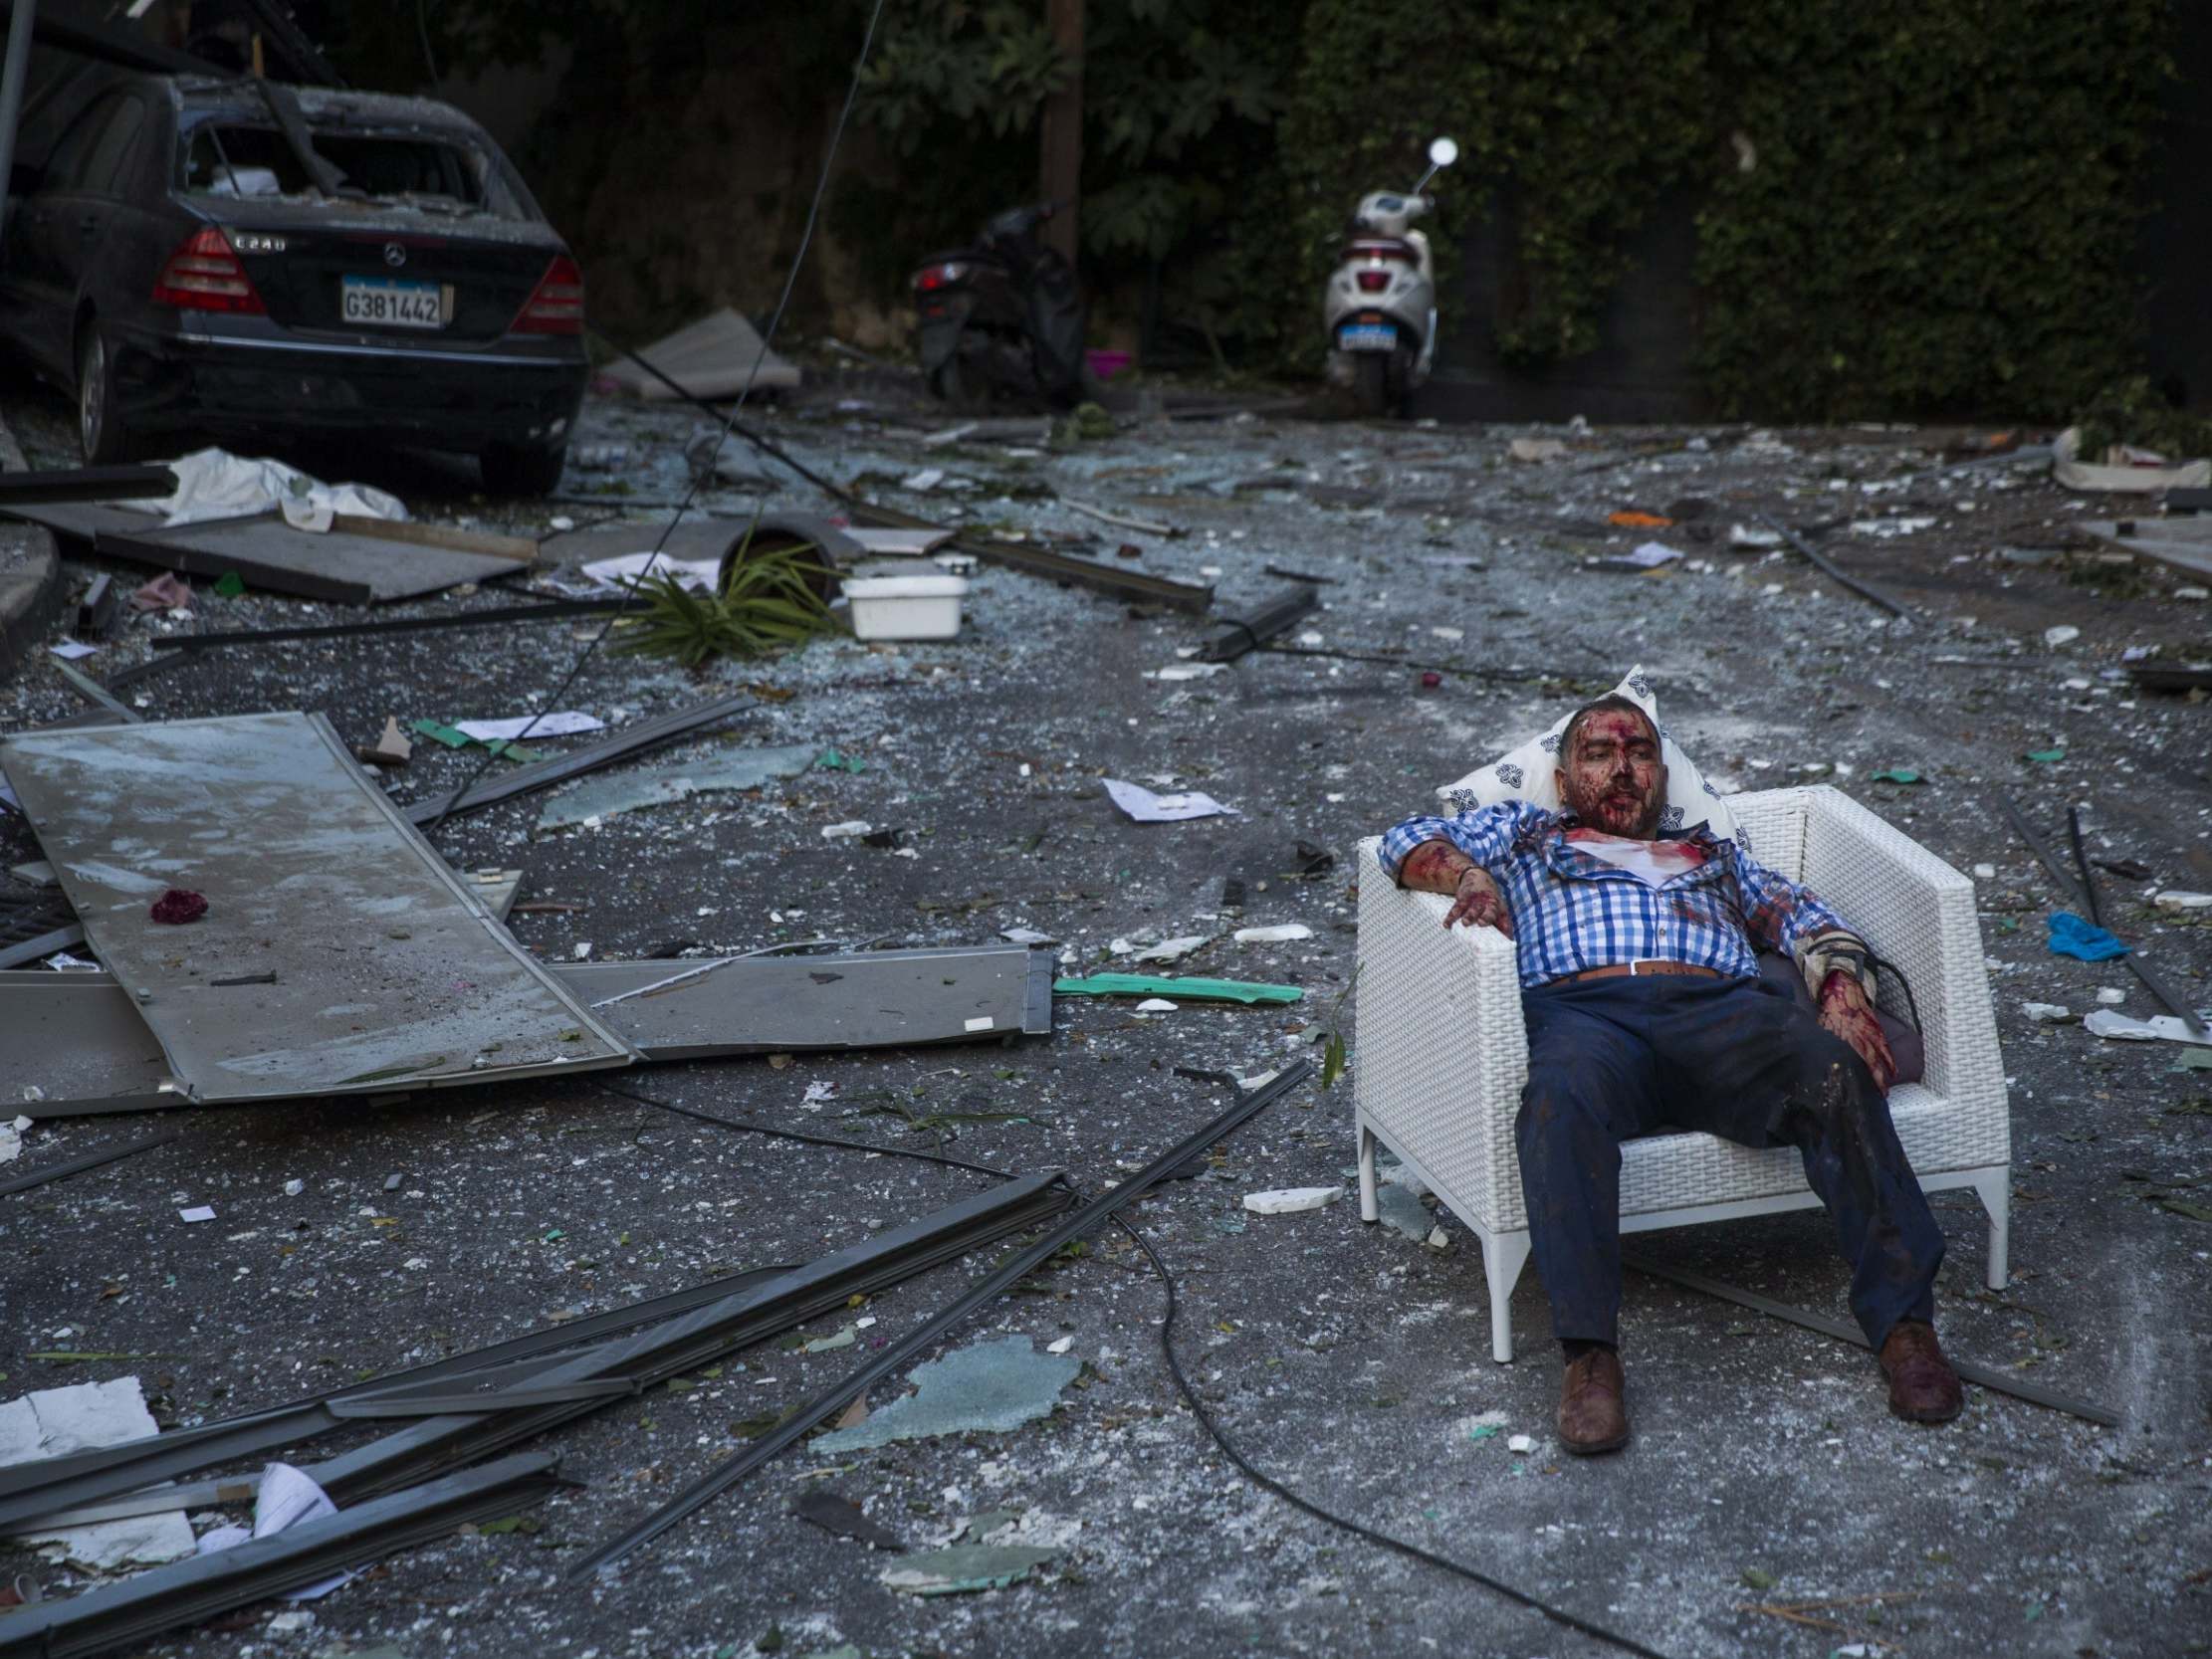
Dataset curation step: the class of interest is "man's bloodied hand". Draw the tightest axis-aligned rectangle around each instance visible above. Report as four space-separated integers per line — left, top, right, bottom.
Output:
1443 866 1513 935
1818 968 1895 1094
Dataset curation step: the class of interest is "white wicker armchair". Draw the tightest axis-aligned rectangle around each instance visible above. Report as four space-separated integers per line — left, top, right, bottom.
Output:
1353 785 2010 1362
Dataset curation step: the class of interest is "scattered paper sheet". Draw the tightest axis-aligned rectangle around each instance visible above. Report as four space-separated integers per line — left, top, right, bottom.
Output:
1243 1186 1341 1215
454 712 605 742
579 551 724 592
2085 1008 2212 1044
196 1462 352 1599
1130 935 1210 963
1103 778 1240 822
49 640 99 660
0 1378 197 1570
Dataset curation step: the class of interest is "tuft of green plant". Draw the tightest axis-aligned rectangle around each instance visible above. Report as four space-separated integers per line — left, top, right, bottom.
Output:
613 537 842 668
1319 961 1362 1089
1052 401 1117 444
2072 376 2212 466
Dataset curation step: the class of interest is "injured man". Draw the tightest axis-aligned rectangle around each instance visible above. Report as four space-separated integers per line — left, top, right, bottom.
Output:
1378 693 1961 1454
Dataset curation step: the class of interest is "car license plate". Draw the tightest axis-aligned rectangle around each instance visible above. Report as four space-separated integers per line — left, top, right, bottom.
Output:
1339 322 1397 352
340 276 450 329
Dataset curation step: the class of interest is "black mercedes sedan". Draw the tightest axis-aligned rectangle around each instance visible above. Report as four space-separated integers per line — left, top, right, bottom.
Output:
0 75 589 495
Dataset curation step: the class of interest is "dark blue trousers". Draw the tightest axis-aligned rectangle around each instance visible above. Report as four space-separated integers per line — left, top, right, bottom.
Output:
1516 974 1943 1350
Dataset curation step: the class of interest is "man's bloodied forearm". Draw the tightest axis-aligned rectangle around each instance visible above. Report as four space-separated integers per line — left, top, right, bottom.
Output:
1818 967 1896 1094
1399 838 1476 894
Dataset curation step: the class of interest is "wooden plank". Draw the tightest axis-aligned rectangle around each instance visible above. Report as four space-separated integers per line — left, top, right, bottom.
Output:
332 514 539 563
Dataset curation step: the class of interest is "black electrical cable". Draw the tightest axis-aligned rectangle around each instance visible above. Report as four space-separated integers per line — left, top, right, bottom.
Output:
1117 1216 1681 1659
589 1079 1014 1181
422 0 888 837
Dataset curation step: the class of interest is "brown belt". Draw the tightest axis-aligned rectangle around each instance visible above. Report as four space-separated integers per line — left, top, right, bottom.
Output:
1555 960 1725 984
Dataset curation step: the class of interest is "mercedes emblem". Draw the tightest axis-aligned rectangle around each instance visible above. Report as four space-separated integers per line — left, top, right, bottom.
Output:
383 243 406 269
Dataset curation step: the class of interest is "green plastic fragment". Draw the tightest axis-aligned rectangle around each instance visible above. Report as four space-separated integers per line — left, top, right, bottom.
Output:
814 746 865 773
212 570 246 599
1053 973 1302 1005
1868 768 1922 784
2174 1048 2212 1071
407 720 543 762
2022 748 2067 763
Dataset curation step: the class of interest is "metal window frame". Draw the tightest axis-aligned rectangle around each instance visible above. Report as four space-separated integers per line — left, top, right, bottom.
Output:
0 1174 1072 1532
569 1061 1313 1576
408 694 755 824
0 1133 171 1198
0 1453 567 1659
147 598 640 654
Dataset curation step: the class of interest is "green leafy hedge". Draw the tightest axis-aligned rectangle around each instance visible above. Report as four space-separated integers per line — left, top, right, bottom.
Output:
332 0 2174 418
1692 1 2170 419
1277 0 2173 417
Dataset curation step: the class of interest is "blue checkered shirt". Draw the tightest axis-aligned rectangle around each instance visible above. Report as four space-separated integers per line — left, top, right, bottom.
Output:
1377 801 1850 989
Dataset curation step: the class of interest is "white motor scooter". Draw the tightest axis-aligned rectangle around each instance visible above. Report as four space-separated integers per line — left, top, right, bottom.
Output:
1323 136 1458 416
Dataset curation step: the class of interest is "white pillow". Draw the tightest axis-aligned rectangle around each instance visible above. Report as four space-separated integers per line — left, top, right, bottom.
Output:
1434 665 1740 842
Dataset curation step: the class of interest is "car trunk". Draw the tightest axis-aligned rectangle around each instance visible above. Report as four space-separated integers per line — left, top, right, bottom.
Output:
224 219 560 346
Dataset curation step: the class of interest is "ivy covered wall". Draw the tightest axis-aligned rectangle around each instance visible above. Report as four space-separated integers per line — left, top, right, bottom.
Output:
333 0 2180 420
1276 0 2174 419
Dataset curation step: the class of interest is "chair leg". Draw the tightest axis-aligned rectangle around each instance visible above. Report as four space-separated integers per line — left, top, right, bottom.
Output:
1481 1228 1532 1363
1357 1119 1380 1224
1967 1167 2010 1291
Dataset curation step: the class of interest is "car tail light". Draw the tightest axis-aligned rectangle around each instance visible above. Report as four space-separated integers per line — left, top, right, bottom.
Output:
513 255 585 334
1343 239 1417 264
913 261 973 293
150 228 266 313
1357 270 1392 293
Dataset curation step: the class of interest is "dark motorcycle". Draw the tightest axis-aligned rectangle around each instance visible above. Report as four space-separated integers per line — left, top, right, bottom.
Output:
910 203 1090 409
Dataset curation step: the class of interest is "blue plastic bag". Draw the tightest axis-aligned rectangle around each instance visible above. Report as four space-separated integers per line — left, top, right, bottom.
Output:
2047 911 2129 961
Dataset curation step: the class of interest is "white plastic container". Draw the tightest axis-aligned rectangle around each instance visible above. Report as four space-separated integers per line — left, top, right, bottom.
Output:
841 573 970 641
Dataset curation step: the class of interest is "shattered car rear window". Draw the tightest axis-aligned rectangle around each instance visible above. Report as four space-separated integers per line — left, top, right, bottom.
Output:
177 122 526 219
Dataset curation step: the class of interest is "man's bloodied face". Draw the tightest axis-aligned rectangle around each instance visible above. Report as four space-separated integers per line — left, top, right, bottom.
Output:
1556 707 1667 839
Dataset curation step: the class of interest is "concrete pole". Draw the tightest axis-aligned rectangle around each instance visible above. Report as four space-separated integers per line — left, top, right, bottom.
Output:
1038 0 1082 266
0 0 38 260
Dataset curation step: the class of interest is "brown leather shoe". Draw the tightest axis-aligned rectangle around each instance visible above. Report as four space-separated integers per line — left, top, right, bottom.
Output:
1557 1347 1630 1455
1878 1320 1963 1423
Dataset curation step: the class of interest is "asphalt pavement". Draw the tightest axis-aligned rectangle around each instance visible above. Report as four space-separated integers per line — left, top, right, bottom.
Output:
0 368 2207 1659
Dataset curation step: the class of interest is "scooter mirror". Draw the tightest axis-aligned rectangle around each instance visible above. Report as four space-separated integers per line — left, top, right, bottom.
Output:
1429 136 1459 168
